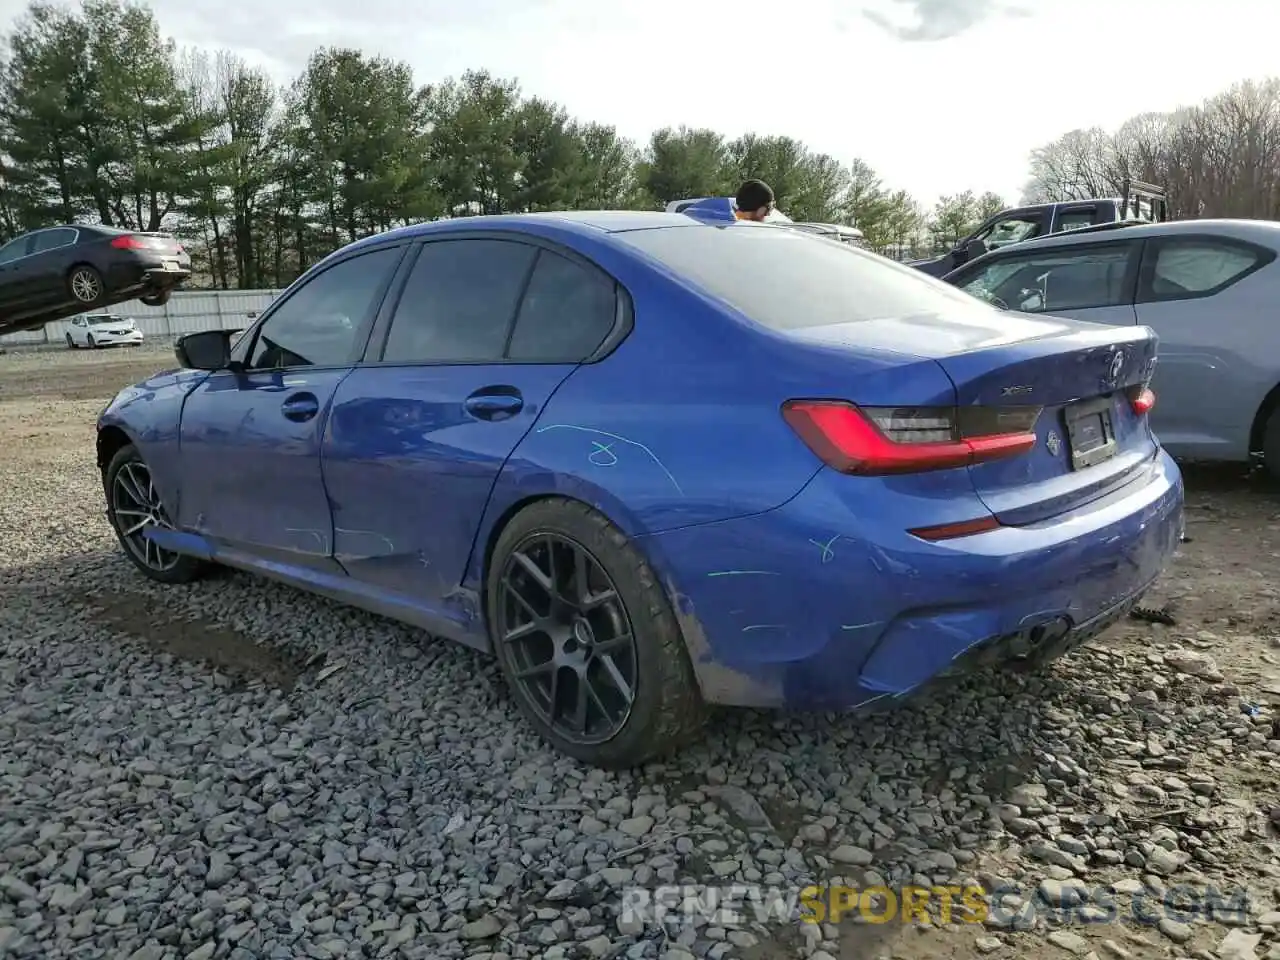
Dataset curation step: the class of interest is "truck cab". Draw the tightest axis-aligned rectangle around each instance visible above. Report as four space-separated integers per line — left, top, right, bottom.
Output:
910 180 1168 278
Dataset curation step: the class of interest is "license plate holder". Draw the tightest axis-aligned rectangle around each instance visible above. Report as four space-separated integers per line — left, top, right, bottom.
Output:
160 259 179 272
1064 395 1118 471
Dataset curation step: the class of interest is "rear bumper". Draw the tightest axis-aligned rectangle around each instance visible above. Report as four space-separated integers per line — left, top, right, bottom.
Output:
643 450 1184 710
106 258 191 290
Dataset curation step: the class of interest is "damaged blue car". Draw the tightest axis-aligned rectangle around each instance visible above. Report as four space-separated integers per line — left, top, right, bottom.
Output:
96 210 1184 768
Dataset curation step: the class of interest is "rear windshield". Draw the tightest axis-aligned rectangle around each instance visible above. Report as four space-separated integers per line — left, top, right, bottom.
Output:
616 225 984 330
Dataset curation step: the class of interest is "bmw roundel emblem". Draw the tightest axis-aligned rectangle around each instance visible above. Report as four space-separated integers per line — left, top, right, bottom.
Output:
1109 350 1125 380
1046 431 1062 456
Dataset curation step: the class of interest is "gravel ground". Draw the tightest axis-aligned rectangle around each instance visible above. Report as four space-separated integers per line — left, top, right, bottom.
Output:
2 343 1279 960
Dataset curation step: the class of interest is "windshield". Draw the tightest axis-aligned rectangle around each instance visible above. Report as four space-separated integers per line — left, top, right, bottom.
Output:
617 225 989 330
89 315 122 325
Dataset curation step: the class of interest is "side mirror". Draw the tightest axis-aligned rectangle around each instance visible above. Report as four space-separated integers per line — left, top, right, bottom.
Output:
246 311 257 319
175 330 234 371
965 239 988 261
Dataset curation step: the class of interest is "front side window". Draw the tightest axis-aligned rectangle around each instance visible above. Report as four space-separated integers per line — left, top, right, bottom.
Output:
381 239 537 363
977 216 1040 249
1143 239 1268 301
248 246 401 370
957 244 1134 313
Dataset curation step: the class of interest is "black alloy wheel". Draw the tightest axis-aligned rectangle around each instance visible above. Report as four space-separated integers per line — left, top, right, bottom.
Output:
497 532 639 745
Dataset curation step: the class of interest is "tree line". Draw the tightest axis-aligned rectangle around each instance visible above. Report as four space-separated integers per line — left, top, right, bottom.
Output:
6 2 1276 292
0 0 1021 287
1025 78 1280 220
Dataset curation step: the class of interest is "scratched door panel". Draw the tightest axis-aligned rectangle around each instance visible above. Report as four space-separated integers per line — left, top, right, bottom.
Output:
321 364 579 608
178 367 352 574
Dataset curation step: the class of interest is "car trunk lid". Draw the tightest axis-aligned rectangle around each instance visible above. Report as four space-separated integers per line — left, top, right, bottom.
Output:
933 322 1158 525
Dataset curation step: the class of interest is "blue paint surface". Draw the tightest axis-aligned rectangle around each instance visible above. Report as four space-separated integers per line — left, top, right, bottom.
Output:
100 210 1186 709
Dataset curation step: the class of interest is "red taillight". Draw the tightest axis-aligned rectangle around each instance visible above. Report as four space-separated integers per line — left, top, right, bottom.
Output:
781 400 1040 475
908 516 1002 541
1130 386 1155 415
110 235 147 250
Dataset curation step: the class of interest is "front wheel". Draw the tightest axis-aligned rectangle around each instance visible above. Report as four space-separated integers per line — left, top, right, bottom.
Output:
85 333 96 349
487 499 705 768
140 288 171 308
67 265 104 305
104 443 208 584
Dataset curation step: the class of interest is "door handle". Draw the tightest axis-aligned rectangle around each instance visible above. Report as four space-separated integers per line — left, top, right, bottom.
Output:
464 390 523 421
281 392 319 422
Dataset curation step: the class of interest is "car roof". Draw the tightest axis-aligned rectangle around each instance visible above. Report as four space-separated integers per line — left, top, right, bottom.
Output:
1000 218 1280 254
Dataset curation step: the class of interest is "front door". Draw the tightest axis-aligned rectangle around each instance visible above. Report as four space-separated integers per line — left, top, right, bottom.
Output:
177 244 406 571
323 236 622 629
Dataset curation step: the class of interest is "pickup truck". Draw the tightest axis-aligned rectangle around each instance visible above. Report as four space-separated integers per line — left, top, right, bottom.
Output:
909 180 1169 277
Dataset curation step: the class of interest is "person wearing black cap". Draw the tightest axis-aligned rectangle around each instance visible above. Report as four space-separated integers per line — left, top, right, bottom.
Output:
734 179 775 221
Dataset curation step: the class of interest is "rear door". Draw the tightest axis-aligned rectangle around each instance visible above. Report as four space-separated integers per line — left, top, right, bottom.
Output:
1133 234 1276 457
323 235 623 615
26 227 79 306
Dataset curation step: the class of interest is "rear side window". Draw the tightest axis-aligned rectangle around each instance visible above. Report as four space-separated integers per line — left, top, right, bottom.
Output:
617 226 984 330
33 228 76 251
507 250 617 361
1141 238 1271 302
382 239 536 363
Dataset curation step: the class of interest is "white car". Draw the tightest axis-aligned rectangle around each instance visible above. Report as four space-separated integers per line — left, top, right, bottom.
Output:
66 313 144 349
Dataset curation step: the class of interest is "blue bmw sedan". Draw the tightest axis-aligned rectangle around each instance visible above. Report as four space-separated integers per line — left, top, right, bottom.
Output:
96 211 1184 768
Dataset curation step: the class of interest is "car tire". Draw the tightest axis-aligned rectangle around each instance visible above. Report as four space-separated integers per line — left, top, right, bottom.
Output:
486 498 705 769
65 333 76 349
67 264 105 306
104 443 208 585
140 288 171 308
86 333 96 349
1264 407 1280 484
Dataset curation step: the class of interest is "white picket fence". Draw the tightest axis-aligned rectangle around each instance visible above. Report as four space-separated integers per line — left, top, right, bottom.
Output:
0 288 283 347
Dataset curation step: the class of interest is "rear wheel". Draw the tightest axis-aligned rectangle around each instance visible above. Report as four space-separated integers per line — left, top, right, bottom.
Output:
487 499 705 768
67 264 104 306
1264 408 1280 483
104 443 207 584
65 333 75 349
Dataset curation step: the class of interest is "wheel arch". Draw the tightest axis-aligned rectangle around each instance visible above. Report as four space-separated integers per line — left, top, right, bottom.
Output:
469 490 686 639
96 423 135 473
1248 380 1280 454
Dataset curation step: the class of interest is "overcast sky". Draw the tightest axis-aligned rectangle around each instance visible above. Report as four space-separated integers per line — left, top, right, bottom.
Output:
8 0 1278 206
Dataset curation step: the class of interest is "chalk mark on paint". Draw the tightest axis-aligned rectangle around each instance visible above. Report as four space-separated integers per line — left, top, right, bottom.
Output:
588 441 618 467
707 570 780 578
536 424 682 493
809 534 840 563
741 624 786 632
